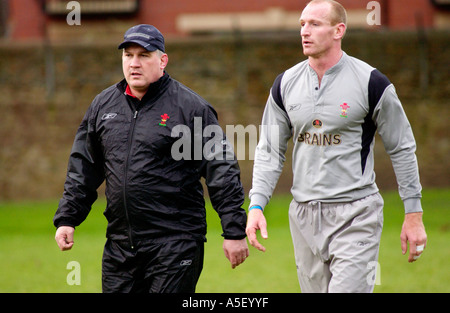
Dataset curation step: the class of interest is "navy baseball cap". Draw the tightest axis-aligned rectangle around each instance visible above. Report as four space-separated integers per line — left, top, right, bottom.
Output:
118 24 165 52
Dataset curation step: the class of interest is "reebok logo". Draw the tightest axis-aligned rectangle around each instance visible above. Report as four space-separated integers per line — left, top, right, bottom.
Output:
101 113 118 120
180 260 192 266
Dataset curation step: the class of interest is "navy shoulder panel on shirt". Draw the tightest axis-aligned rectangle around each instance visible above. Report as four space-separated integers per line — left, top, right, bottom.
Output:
271 72 286 113
368 69 391 109
360 69 391 174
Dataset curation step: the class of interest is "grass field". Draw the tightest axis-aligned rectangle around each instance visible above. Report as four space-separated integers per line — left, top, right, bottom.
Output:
0 188 448 293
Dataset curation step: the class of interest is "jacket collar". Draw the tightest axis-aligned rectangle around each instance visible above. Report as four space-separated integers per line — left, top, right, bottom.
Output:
118 71 171 102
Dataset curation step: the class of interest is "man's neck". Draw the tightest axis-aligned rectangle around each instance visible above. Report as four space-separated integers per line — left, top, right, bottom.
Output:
126 72 166 100
126 85 148 100
125 85 142 99
308 49 343 86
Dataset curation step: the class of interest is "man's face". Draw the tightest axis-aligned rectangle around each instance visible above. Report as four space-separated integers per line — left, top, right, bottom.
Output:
299 2 339 58
122 44 166 93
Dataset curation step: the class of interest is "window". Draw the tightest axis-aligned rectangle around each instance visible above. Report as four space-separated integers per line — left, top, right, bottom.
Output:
0 0 8 37
431 0 450 8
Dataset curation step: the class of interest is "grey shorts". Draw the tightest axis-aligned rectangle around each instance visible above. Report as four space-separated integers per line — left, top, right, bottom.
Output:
288 193 384 293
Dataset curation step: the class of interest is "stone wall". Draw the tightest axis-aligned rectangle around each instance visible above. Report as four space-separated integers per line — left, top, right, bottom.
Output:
0 31 448 200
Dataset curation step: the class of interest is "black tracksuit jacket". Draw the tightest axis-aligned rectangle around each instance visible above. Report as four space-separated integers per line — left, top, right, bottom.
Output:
53 73 247 248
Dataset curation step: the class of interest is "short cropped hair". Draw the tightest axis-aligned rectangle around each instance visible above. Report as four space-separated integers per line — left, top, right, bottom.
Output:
308 0 347 26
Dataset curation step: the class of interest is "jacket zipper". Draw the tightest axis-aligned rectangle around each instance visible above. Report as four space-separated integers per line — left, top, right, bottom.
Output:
123 108 139 250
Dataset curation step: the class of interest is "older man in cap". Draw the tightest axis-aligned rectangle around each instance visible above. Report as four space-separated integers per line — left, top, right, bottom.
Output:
54 24 249 293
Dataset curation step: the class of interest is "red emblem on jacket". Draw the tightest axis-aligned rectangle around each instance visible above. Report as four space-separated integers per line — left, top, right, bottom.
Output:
159 113 170 126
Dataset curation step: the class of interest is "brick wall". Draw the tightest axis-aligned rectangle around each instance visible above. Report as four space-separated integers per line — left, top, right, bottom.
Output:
387 0 435 29
5 0 446 41
9 0 47 40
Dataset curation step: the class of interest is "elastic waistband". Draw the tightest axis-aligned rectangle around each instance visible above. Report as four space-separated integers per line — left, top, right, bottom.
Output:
294 192 381 208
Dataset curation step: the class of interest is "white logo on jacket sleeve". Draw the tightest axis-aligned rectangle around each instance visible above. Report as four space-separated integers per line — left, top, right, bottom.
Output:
101 113 118 120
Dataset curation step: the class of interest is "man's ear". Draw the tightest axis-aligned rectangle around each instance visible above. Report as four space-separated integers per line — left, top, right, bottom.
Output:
334 23 346 40
160 54 169 70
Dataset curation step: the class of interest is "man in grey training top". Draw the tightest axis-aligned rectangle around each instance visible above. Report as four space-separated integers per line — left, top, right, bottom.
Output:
246 0 427 293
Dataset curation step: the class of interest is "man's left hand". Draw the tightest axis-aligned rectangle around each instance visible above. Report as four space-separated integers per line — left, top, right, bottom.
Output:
401 212 427 263
223 238 249 269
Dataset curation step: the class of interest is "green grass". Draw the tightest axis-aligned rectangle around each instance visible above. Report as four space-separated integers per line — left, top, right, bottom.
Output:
0 189 449 293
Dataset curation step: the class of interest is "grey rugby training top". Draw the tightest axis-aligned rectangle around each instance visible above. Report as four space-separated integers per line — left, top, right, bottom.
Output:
250 52 422 214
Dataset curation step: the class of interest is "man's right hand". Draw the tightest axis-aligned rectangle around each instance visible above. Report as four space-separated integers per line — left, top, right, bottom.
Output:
55 226 75 251
245 209 268 252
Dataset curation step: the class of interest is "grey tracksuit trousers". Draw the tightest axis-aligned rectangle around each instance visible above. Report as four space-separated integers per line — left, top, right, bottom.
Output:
289 193 384 293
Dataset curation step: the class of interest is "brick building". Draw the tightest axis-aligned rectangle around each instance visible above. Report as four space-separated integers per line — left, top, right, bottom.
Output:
1 0 449 42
